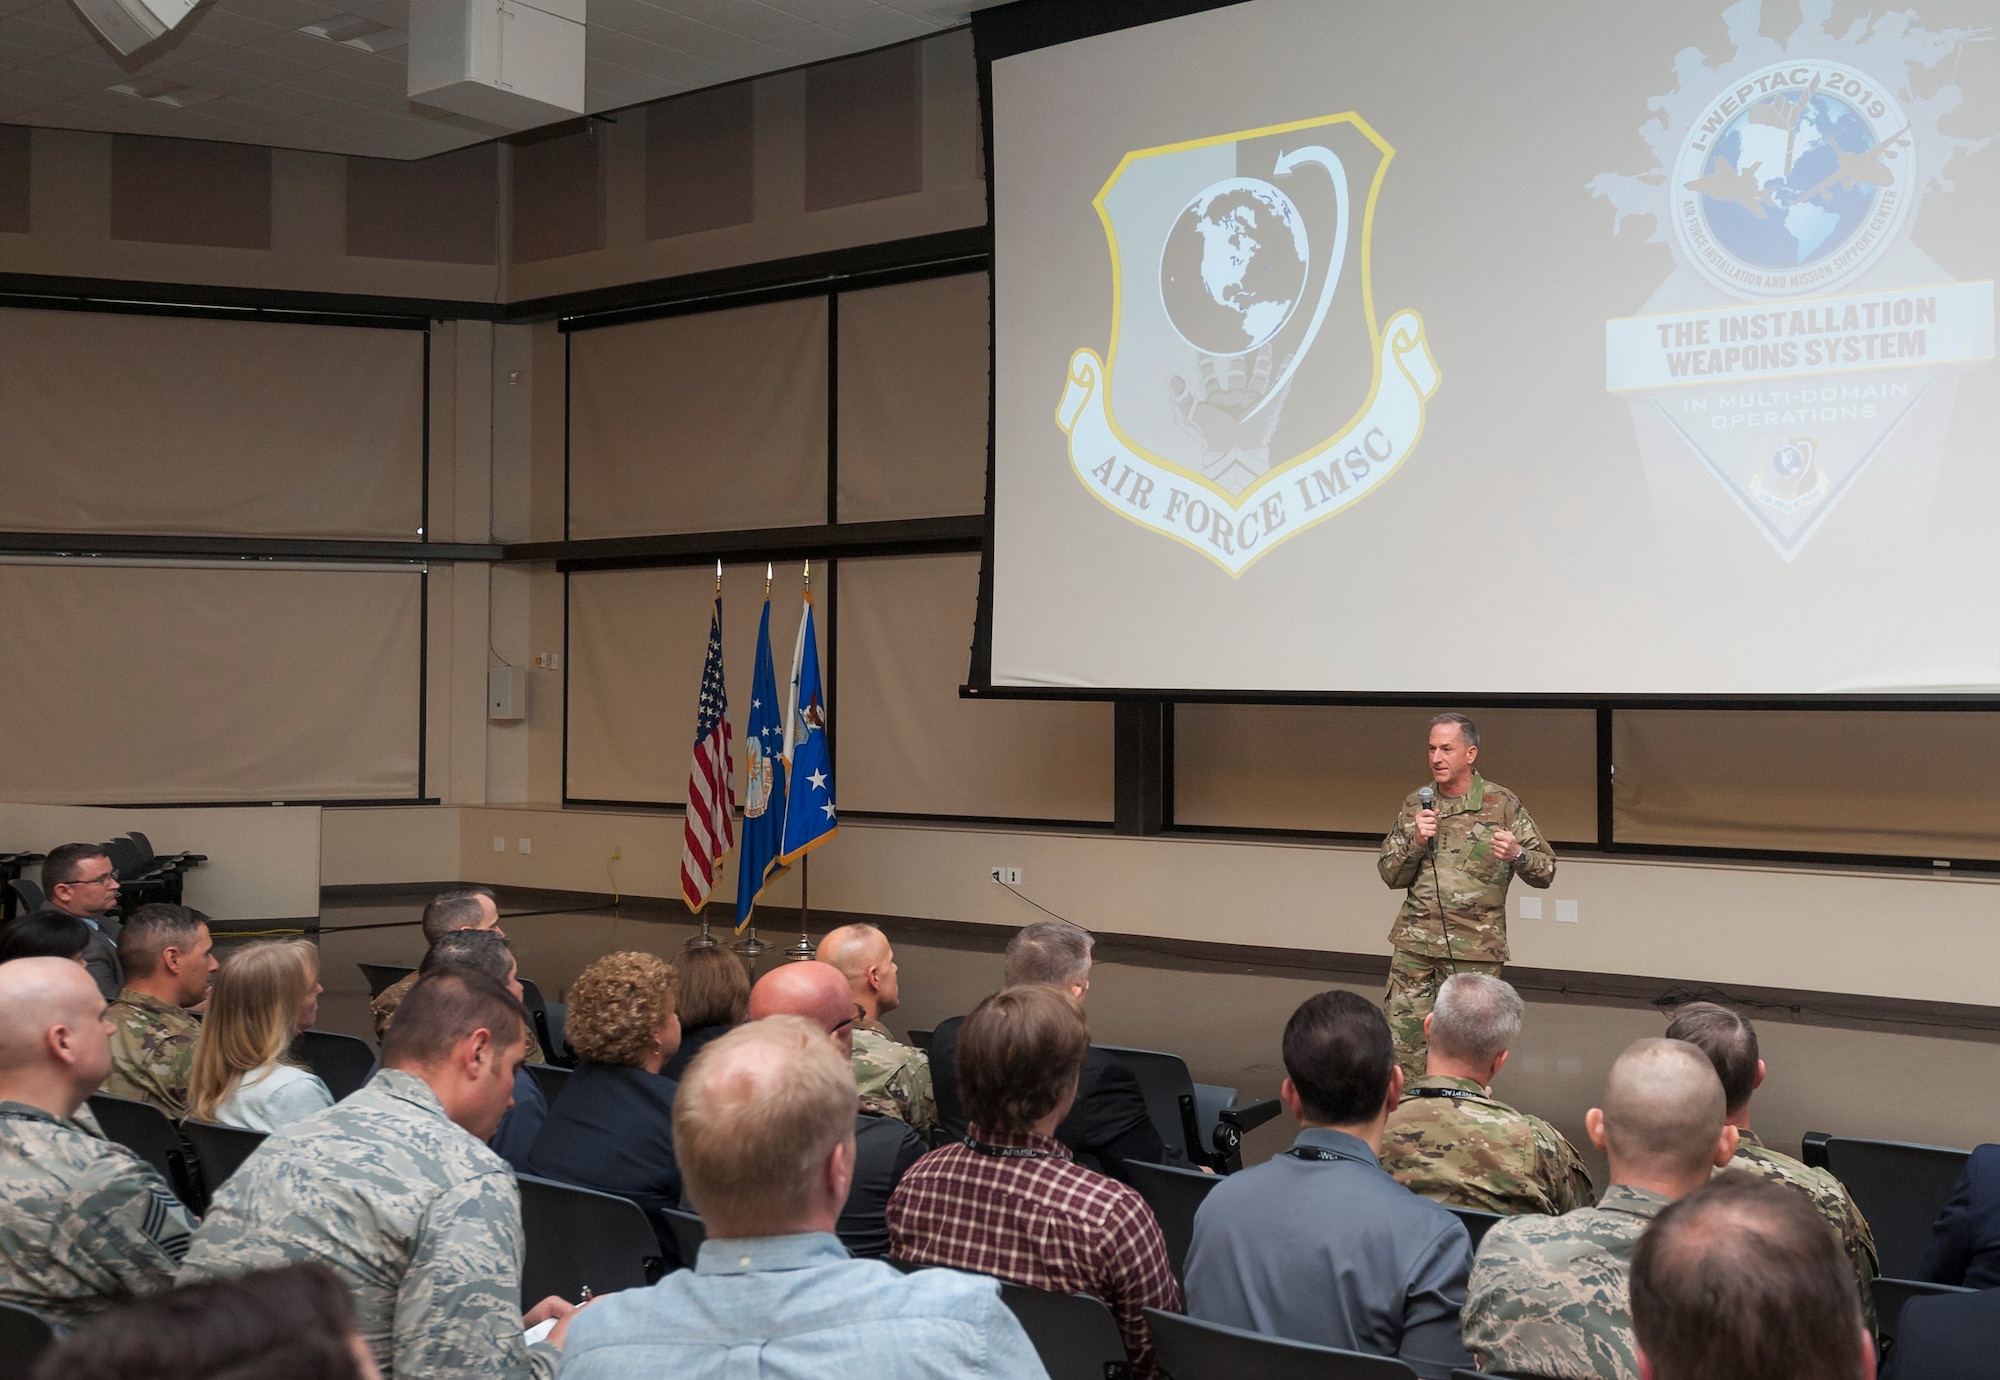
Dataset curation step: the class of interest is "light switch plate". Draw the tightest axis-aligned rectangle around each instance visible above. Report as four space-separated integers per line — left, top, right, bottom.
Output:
1519 896 1543 920
1555 899 1580 923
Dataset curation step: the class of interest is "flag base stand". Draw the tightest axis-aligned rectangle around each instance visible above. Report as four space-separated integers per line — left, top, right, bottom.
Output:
783 856 815 961
685 918 718 950
784 932 814 962
733 928 769 956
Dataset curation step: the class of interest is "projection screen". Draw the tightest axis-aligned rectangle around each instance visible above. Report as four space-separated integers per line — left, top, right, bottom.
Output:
985 0 2000 695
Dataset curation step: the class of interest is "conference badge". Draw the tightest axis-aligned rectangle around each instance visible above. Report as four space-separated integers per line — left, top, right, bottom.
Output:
1056 113 1438 576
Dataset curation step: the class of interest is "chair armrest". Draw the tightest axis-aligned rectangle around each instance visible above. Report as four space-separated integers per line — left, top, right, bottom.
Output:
1219 1098 1282 1135
1800 1131 1832 1170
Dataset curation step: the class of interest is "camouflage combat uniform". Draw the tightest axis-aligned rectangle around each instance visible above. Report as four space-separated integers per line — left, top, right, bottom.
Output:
1459 1182 1664 1380
102 989 200 1120
374 972 545 1064
1378 774 1554 1080
1731 1129 1879 1330
0 1100 195 1331
853 1019 937 1138
1379 1074 1595 1217
179 1069 557 1380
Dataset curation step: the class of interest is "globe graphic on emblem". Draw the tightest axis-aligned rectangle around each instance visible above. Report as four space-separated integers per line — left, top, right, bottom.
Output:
1159 177 1310 356
1697 91 1884 270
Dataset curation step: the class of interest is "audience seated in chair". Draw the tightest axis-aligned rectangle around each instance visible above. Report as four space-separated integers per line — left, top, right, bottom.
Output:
1379 973 1594 1218
817 923 938 1139
1919 1140 2000 1291
1462 1038 1736 1380
32 1261 382 1380
888 982 1181 1379
524 951 684 1263
102 904 215 1121
558 1015 1049 1380
415 929 546 1167
1183 988 1474 1380
0 910 93 967
1631 1171 1875 1380
0 957 197 1330
37 843 126 1000
930 921 1169 1181
178 971 575 1379
1880 1284 2000 1380
659 944 749 1082
370 889 542 1063
748 961 924 1258
1666 1000 1879 1327
189 940 332 1133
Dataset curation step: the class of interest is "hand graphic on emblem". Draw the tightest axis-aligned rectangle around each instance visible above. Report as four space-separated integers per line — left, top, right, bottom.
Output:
1169 344 1293 496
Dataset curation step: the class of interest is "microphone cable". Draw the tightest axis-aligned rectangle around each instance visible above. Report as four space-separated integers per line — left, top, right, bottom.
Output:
1418 787 1459 978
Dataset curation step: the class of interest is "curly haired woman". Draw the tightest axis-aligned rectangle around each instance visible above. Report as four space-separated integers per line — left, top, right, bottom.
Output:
524 950 685 1261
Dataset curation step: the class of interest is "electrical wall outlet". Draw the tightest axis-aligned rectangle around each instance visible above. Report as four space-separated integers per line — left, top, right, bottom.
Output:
517 838 532 855
531 651 560 670
990 866 1021 885
492 835 506 853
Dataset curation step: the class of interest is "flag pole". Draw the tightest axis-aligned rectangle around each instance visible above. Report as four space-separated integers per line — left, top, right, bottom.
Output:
688 559 725 952
734 559 777 959
784 558 817 961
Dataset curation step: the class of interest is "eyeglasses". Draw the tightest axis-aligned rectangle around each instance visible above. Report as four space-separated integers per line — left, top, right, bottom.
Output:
830 1004 864 1035
72 872 118 888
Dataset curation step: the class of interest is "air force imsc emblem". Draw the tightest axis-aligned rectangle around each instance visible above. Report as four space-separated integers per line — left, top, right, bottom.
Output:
1056 113 1438 576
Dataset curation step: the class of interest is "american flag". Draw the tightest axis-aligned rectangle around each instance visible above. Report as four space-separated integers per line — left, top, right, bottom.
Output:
680 591 736 913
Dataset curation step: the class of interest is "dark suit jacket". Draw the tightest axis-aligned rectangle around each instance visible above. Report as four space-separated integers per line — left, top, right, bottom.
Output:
1883 1288 2000 1380
930 1015 1169 1183
1921 1143 2000 1288
36 907 122 1000
487 1065 548 1171
526 1062 684 1266
840 1111 926 1257
661 1022 736 1083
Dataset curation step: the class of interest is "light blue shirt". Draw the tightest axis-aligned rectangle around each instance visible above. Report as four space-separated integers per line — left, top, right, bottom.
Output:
558 1232 1051 1380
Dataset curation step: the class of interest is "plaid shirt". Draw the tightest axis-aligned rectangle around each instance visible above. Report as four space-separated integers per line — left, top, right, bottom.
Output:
886 1125 1182 1379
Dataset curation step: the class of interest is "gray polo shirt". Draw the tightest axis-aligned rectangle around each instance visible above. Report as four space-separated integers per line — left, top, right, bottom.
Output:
1183 1126 1474 1380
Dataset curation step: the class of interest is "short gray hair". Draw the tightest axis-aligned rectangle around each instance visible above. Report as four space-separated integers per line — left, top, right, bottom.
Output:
1003 921 1094 988
1430 713 1479 748
1429 972 1522 1065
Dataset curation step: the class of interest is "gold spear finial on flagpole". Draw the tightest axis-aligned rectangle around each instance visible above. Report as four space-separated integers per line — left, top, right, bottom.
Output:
803 558 810 590
765 562 772 595
714 559 721 593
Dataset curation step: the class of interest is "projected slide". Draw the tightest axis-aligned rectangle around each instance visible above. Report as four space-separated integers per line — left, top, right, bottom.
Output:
987 0 2000 694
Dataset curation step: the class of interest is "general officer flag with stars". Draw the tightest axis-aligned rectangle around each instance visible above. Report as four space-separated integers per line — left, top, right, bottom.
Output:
734 581 787 931
779 577 837 863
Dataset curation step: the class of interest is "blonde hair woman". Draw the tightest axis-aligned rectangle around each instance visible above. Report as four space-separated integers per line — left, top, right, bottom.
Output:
189 939 333 1131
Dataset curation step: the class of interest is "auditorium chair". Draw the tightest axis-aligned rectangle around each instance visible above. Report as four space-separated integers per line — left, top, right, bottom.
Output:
126 831 205 879
1871 1275 1975 1353
0 1299 54 1380
0 852 44 923
661 1207 707 1266
6 878 43 917
515 1174 665 1307
298 1029 378 1101
357 961 415 999
908 1027 933 1051
181 1120 268 1212
1124 1159 1221 1281
525 1062 572 1109
87 1092 200 1211
1447 1206 1504 1251
1146 1308 1417 1378
99 837 175 915
1096 1044 1281 1173
998 1282 1132 1380
519 977 572 1066
1801 1132 1970 1278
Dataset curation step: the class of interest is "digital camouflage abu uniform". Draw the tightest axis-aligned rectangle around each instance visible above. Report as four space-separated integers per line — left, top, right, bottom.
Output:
102 989 200 1120
853 1019 937 1138
1379 1075 1595 1217
178 1069 557 1380
374 971 545 1064
1459 1182 1665 1380
1378 774 1554 1079
0 1100 196 1331
1731 1129 1879 1331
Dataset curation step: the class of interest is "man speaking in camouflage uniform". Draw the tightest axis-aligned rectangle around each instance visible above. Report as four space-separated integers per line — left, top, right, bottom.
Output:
1379 973 1593 1217
0 956 197 1330
1462 1039 1737 1380
1378 713 1554 1081
817 922 937 1138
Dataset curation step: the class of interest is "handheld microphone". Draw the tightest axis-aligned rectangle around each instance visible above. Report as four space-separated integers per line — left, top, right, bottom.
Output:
1417 785 1436 851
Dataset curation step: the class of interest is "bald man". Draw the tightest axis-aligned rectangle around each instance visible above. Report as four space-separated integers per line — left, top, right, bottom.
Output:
816 924 937 1138
1461 1039 1738 1380
0 957 198 1329
748 963 926 1258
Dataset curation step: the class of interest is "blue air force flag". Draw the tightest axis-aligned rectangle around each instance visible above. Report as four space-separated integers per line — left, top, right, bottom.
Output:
734 594 787 930
779 590 836 863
